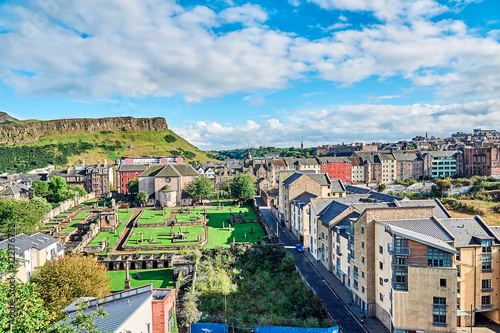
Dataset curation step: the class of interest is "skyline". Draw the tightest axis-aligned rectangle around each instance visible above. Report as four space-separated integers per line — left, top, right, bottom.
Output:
0 0 499 150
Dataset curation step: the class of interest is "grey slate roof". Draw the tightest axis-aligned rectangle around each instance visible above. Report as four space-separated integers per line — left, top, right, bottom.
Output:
0 232 59 255
351 202 394 212
440 217 499 247
117 164 148 172
346 185 371 194
307 173 330 186
283 173 304 187
292 191 318 205
377 218 453 241
368 191 403 202
311 198 334 215
396 199 451 219
318 201 351 225
330 179 346 193
63 284 160 333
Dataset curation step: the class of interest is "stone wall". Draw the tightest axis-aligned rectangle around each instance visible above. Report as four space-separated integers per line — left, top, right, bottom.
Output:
42 192 96 224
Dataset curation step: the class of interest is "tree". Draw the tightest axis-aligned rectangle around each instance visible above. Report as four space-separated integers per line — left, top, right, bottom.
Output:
30 196 52 214
230 174 256 202
49 176 68 202
0 199 50 240
378 183 387 192
68 185 87 198
186 177 215 203
135 191 149 204
0 250 108 333
30 254 111 315
127 178 139 194
30 180 50 199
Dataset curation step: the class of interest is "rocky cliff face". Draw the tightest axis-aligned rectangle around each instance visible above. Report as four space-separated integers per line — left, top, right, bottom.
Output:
0 116 168 144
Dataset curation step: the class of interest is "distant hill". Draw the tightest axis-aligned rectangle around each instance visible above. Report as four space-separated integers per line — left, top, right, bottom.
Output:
0 111 20 125
0 115 213 173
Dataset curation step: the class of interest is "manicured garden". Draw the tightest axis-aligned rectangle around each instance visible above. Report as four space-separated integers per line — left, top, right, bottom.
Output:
108 268 174 292
87 209 134 247
126 226 204 247
137 208 171 224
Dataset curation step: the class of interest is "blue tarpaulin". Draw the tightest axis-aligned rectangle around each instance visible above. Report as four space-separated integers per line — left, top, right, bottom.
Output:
255 326 339 333
191 323 228 333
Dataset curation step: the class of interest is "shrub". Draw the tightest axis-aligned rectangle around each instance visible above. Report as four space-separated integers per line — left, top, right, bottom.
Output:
164 134 177 143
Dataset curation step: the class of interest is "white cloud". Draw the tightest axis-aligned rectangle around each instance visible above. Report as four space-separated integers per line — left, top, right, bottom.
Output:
175 100 500 149
248 97 266 107
0 0 499 106
220 4 268 26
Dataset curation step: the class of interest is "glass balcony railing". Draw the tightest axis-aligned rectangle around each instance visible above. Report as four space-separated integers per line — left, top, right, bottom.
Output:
388 244 410 255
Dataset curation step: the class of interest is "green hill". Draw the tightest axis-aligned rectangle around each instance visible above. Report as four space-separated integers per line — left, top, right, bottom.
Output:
0 115 213 173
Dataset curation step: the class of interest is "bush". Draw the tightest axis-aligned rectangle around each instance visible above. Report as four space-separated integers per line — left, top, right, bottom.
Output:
164 134 177 143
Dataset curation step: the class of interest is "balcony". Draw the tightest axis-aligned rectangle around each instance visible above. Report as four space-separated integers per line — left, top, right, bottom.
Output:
388 244 410 256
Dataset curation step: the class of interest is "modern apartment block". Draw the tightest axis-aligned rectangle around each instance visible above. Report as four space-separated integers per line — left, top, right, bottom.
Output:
422 151 462 178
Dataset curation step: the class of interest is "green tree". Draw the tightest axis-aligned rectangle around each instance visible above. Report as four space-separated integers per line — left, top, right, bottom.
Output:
187 177 215 203
164 134 177 143
49 176 68 202
378 183 387 192
30 196 52 215
30 254 111 316
0 199 49 240
127 178 139 194
68 185 87 198
230 174 256 202
30 180 50 199
135 191 149 204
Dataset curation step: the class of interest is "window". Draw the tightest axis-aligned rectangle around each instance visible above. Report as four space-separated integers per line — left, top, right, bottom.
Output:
456 250 460 262
361 241 365 249
380 293 383 302
362 271 365 279
353 266 359 290
482 279 492 291
393 256 408 291
362 256 365 264
361 226 365 234
428 247 451 267
482 295 491 307
432 297 447 325
482 240 492 271
379 262 383 270
379 245 383 254
380 277 383 286
362 286 365 294
440 279 447 288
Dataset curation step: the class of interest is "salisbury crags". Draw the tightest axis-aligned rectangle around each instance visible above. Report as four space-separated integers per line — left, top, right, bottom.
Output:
0 116 168 144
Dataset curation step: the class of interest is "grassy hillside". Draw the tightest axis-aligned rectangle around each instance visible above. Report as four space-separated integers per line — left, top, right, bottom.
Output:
0 128 213 173
25 129 212 166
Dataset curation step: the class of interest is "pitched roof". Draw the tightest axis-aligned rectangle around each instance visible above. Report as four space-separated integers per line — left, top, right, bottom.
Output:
117 165 148 172
307 173 330 186
395 199 451 219
138 165 165 177
292 191 318 205
330 179 346 193
156 164 181 177
317 156 351 164
318 201 351 225
139 164 198 178
172 164 199 176
440 216 499 248
377 217 454 242
346 185 371 194
63 285 163 333
283 173 304 187
310 198 334 215
0 232 60 254
294 158 320 166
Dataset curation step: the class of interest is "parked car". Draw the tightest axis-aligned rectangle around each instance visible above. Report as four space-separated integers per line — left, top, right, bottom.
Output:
295 244 304 253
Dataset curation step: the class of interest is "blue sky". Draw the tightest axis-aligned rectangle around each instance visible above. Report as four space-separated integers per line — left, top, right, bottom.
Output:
0 0 499 149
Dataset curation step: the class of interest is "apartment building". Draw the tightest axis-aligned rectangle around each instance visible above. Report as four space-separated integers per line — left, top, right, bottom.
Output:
116 164 148 194
463 147 500 177
0 233 64 282
317 156 352 182
422 151 462 178
290 191 317 248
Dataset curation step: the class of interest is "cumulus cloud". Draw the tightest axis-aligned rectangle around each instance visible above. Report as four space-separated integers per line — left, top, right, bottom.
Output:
174 100 500 149
0 0 498 106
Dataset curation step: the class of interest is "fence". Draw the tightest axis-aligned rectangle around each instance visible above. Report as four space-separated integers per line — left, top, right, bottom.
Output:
192 323 228 333
255 326 339 333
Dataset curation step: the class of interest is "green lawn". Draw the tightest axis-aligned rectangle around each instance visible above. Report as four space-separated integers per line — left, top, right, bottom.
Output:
126 226 204 247
61 219 83 233
87 220 127 247
117 209 135 223
202 206 264 248
75 211 91 219
108 268 174 292
137 208 171 224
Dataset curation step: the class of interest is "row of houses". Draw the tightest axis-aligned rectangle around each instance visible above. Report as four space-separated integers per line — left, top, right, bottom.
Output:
278 171 500 332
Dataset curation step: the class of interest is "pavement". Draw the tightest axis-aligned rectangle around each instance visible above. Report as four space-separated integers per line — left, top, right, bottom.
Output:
255 197 388 333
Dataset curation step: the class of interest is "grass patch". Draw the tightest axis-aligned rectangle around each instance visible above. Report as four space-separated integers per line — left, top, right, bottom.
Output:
137 208 171 224
61 219 83 233
87 221 127 247
74 211 91 219
108 268 174 292
127 226 204 247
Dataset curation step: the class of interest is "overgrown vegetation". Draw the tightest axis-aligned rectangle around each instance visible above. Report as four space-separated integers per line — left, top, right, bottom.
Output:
181 246 334 329
212 147 317 161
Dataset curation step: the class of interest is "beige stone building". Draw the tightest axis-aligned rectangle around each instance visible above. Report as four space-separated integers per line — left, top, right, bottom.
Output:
138 164 198 207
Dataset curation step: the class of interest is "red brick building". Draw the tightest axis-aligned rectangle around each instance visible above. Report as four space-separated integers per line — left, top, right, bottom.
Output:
152 288 177 333
317 157 352 182
463 147 500 176
117 164 148 194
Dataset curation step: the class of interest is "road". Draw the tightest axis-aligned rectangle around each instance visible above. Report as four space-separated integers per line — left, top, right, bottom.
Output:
256 198 370 333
